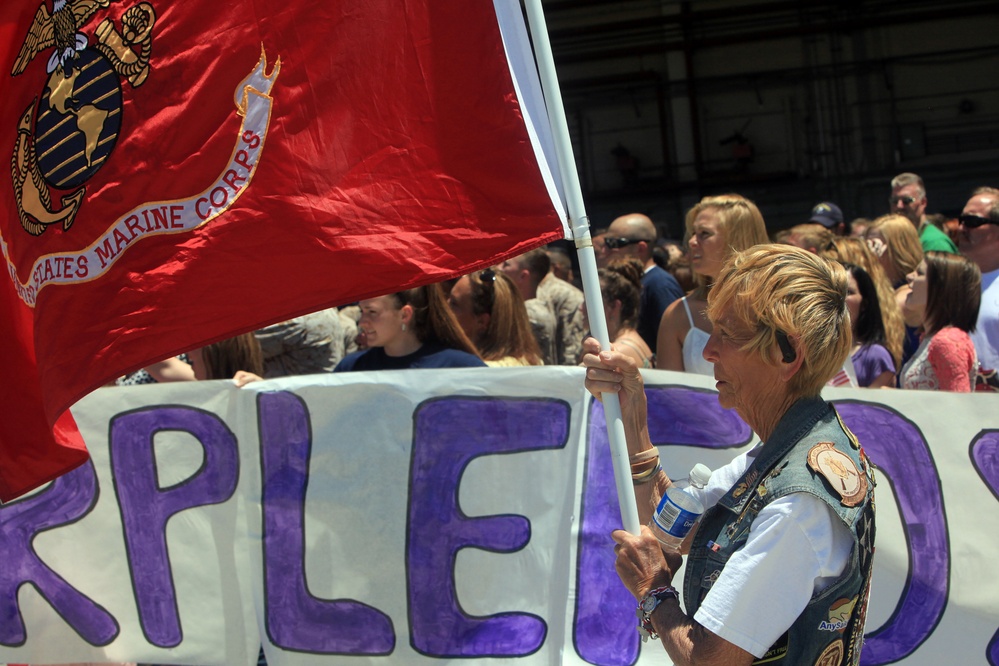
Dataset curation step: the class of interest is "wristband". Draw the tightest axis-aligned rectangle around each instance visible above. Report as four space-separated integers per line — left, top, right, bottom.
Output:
635 585 679 641
629 448 660 465
632 462 662 485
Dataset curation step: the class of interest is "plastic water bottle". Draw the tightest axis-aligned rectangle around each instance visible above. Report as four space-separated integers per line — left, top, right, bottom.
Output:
650 463 713 552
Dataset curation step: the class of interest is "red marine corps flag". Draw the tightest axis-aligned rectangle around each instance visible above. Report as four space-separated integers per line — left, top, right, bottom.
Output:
0 0 568 500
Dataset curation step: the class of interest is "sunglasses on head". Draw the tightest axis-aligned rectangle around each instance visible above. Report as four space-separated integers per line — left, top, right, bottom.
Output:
958 213 998 229
889 195 917 206
604 237 646 250
477 268 497 308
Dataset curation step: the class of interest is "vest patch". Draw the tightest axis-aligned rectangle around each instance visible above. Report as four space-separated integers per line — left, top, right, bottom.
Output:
814 638 844 666
807 442 867 507
702 568 721 590
819 596 858 632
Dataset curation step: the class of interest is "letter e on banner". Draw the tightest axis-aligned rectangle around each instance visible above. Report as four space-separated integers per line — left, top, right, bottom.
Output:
407 397 569 657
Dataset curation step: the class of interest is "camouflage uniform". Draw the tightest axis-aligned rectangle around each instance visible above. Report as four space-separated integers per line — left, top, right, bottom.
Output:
524 297 558 365
537 273 586 365
254 307 346 377
338 306 360 355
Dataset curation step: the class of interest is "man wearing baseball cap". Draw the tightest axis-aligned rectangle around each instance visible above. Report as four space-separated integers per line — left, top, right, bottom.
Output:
809 201 846 236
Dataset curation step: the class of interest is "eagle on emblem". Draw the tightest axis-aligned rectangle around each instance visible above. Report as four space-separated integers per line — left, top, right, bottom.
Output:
11 0 112 77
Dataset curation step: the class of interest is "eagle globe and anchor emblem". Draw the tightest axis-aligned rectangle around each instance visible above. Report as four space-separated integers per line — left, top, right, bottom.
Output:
10 0 157 236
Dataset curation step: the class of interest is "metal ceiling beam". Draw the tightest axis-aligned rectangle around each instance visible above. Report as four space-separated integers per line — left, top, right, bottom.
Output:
548 2 996 64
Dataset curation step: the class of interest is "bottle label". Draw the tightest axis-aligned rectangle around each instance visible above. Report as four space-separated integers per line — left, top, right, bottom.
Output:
653 495 699 538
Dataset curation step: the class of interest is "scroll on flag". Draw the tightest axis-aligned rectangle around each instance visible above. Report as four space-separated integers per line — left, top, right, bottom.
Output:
0 0 569 501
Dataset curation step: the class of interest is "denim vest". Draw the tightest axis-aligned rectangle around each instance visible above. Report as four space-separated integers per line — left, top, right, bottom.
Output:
683 397 876 666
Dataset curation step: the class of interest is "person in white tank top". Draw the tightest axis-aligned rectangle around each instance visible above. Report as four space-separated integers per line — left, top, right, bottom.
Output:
656 195 770 375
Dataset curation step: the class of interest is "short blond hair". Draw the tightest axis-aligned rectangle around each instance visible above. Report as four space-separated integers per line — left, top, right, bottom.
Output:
707 245 852 397
788 223 835 257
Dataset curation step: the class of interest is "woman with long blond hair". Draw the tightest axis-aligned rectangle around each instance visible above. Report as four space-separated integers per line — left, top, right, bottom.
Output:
832 236 905 369
656 194 769 374
865 214 923 289
866 214 926 367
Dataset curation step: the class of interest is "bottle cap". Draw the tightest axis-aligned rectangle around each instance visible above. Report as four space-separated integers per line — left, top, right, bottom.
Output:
689 463 712 487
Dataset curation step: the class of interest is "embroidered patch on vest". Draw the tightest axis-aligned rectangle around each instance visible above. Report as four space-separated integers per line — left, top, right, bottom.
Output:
818 596 857 632
732 468 761 499
807 442 867 507
814 638 844 666
765 460 789 482
703 569 722 590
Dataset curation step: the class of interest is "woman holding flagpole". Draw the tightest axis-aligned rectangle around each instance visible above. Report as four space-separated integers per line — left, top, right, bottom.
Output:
583 245 876 666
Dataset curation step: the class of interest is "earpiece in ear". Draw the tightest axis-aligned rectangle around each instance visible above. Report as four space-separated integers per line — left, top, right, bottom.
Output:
776 330 796 363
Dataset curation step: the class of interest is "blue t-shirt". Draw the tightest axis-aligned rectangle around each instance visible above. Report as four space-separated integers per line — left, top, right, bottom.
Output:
334 343 486 372
851 343 895 387
638 265 684 351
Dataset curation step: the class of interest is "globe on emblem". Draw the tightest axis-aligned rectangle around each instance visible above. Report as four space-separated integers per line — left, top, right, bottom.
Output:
35 48 123 190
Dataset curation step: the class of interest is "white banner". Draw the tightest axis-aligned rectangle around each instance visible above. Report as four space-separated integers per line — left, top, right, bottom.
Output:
0 367 996 666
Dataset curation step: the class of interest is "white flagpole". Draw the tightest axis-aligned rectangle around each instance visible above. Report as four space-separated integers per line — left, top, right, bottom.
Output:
522 0 641 536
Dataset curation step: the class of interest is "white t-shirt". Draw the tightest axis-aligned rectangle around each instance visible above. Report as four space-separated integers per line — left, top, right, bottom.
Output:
686 448 854 658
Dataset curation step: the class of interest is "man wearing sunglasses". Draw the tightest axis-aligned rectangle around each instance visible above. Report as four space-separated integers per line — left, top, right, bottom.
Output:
605 213 684 354
959 187 999 373
890 172 958 254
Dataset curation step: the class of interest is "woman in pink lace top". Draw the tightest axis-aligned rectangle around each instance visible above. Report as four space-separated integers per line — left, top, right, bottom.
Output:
899 252 981 391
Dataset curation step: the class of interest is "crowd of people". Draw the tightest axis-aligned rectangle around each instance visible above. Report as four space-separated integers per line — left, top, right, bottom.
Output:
116 171 996 396
97 172 997 666
573 173 991 664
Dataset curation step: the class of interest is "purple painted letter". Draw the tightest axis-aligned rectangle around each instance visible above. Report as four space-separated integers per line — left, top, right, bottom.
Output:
259 391 395 654
574 387 751 666
110 406 239 647
0 461 118 646
970 429 999 666
408 397 569 657
837 402 948 665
